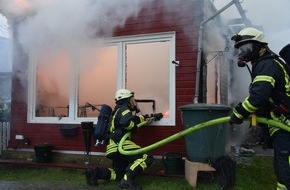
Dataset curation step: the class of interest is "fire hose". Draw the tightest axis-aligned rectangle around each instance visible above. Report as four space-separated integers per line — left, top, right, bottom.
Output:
118 116 290 155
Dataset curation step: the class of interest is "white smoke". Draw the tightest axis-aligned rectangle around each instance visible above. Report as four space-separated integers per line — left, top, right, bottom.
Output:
0 0 158 54
213 0 290 105
0 0 198 108
214 0 290 53
0 0 203 54
0 0 157 101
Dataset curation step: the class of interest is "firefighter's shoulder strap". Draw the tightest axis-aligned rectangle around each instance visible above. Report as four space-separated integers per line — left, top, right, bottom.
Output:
109 108 120 133
213 155 236 190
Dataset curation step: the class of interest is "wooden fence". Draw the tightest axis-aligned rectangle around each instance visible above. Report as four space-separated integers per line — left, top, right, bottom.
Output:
0 122 10 155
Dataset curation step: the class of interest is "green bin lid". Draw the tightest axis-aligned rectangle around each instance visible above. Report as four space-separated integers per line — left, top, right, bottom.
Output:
178 103 230 111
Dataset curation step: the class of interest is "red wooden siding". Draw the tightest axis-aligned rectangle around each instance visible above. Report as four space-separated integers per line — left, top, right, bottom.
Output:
9 0 204 157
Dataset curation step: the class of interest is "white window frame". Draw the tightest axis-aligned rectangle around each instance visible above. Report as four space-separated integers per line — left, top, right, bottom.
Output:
27 32 176 125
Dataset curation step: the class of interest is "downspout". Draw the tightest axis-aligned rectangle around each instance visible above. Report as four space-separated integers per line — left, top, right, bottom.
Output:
193 0 238 103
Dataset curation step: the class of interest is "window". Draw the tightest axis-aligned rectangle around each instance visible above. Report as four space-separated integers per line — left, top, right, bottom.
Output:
126 41 171 119
35 52 70 118
77 45 117 118
28 32 176 125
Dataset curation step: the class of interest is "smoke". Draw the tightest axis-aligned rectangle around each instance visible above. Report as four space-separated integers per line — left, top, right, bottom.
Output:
0 0 156 54
214 0 290 104
241 0 290 52
0 0 156 105
0 0 203 54
214 0 290 56
0 0 199 115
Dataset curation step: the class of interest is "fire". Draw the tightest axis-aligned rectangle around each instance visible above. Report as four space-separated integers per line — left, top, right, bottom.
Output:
1 0 53 18
15 0 30 10
0 0 30 18
164 109 170 117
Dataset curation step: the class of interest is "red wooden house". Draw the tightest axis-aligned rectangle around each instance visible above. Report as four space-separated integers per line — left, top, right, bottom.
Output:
5 0 245 160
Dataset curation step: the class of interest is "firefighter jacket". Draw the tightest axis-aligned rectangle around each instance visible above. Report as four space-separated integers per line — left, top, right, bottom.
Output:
232 55 290 135
106 104 146 158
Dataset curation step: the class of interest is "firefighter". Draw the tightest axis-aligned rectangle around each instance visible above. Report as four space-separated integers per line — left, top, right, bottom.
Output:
86 89 163 190
230 27 290 190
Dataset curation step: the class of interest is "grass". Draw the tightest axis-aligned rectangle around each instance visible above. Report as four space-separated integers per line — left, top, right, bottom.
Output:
234 156 276 190
0 156 276 190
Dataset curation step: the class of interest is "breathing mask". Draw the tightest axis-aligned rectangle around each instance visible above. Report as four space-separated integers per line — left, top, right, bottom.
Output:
236 42 263 67
129 97 140 113
236 43 253 66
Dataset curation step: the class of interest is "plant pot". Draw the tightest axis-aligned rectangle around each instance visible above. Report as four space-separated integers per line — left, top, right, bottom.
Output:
33 144 53 163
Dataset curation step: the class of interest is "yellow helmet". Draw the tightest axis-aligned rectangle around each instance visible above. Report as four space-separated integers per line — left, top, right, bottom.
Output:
115 89 134 102
231 27 268 48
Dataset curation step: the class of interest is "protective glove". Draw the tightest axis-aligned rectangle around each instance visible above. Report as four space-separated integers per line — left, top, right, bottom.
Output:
153 113 163 121
229 113 243 125
143 114 151 119
229 103 247 125
143 113 163 121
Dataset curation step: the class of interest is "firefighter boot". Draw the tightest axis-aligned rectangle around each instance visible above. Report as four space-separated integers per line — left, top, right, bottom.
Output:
85 168 99 186
119 178 142 190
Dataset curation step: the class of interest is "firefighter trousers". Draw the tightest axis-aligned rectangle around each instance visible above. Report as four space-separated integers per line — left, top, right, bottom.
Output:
273 130 290 190
98 152 154 181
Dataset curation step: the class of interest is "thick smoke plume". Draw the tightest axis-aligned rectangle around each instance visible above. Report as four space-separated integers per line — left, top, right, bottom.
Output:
0 0 155 53
0 0 198 115
0 0 199 54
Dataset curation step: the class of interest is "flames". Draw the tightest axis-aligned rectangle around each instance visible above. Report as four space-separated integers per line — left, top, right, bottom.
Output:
1 0 52 18
15 0 30 10
0 0 30 18
164 110 170 117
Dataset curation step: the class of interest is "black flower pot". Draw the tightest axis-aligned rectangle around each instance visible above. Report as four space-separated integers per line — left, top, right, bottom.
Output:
33 144 53 163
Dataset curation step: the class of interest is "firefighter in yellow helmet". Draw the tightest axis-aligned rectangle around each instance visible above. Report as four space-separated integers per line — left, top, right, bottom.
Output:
86 89 163 190
230 27 290 190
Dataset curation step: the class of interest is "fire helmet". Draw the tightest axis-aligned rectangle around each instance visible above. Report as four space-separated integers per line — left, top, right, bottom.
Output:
231 27 268 48
115 89 134 102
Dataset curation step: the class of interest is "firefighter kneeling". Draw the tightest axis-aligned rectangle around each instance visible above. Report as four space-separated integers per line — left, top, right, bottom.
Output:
86 89 163 190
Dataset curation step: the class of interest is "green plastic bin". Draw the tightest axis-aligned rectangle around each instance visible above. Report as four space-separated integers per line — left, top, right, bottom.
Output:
179 103 230 163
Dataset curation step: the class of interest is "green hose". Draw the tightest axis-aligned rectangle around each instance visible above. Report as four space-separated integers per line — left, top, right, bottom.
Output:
118 116 290 155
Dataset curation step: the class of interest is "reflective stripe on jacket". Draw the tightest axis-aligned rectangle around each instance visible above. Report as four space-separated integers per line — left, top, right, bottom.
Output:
239 56 290 135
106 105 145 157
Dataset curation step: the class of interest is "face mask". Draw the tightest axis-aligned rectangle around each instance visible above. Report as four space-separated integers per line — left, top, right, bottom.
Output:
129 97 140 113
235 43 256 67
237 43 254 62
238 43 253 55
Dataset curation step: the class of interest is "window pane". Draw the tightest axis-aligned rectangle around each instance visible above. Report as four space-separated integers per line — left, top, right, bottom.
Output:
78 46 117 117
35 52 70 117
126 41 170 117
